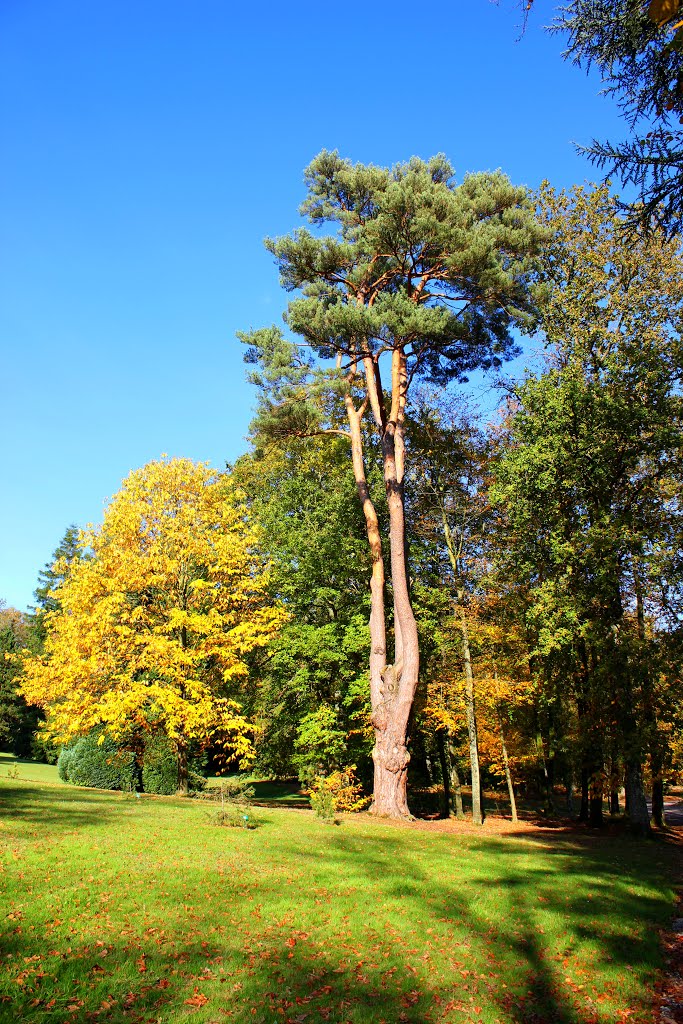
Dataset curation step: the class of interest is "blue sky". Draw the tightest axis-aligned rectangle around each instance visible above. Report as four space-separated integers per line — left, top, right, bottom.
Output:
2 0 627 612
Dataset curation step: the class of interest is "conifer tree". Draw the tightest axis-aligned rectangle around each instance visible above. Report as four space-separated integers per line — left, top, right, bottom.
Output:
240 151 546 817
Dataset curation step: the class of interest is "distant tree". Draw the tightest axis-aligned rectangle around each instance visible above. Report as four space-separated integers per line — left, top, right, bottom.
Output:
241 151 546 817
0 603 39 757
491 183 683 833
21 458 284 793
27 524 85 652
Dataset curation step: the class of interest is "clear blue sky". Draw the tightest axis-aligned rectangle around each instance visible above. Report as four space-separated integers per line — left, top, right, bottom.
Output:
2 0 626 612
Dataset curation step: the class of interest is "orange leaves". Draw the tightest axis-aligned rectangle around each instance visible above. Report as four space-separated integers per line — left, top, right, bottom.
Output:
184 988 209 1008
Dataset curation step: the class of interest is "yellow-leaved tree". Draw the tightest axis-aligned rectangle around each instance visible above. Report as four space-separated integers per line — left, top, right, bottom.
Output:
22 457 285 792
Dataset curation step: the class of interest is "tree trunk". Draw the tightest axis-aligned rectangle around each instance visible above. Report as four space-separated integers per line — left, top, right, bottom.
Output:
535 730 554 813
460 609 483 825
610 789 620 815
436 729 451 818
566 774 575 816
579 764 589 822
448 739 465 819
589 783 604 827
652 776 665 828
651 743 665 827
177 740 189 797
499 716 518 823
345 351 420 819
625 759 650 836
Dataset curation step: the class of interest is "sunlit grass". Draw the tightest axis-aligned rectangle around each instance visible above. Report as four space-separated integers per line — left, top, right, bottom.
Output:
0 778 676 1023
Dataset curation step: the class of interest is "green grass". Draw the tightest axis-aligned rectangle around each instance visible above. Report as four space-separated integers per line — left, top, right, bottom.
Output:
0 754 309 807
0 752 60 785
0 779 678 1024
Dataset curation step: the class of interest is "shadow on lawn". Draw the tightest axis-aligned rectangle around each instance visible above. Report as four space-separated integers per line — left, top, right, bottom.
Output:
1 786 674 1024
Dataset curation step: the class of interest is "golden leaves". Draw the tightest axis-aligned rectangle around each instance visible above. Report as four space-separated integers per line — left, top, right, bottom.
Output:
21 457 285 755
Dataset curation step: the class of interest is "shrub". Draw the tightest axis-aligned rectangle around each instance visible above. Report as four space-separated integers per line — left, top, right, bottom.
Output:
57 745 74 782
307 765 370 820
31 732 59 764
141 734 178 795
141 734 207 794
204 776 258 827
58 731 137 791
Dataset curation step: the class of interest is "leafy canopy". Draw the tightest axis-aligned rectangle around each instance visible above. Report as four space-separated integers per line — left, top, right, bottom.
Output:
21 457 285 762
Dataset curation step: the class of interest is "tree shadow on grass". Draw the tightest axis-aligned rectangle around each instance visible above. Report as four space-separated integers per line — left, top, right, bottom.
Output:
1 789 675 1024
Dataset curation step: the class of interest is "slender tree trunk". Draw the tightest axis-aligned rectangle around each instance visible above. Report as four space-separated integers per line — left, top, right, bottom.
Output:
535 730 555 813
652 775 665 828
579 765 589 822
448 738 465 819
436 729 451 818
460 608 483 824
499 715 518 823
566 773 575 816
589 771 604 827
610 789 620 815
651 742 665 828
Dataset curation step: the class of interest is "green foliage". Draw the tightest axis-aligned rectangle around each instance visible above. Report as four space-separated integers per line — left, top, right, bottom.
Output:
141 734 178 795
233 438 374 781
26 525 86 653
309 785 336 823
292 706 348 784
0 609 41 758
57 731 138 791
549 0 683 233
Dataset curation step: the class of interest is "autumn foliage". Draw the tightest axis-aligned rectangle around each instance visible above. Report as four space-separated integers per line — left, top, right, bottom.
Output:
21 458 284 783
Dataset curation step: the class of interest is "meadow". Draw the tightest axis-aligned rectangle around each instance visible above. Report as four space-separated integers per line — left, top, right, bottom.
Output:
1 771 679 1024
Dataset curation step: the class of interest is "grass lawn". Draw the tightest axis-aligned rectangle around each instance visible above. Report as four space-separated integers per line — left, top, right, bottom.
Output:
0 779 679 1024
0 752 60 786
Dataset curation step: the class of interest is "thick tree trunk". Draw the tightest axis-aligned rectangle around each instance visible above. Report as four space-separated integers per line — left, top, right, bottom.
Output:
499 717 518 823
345 350 419 819
625 759 650 836
436 729 451 818
177 740 189 797
371 440 419 816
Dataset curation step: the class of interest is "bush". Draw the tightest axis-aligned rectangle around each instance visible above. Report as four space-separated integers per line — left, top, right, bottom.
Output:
31 732 59 764
307 765 370 820
57 745 74 782
203 777 258 827
58 731 137 791
141 734 207 794
141 734 178 795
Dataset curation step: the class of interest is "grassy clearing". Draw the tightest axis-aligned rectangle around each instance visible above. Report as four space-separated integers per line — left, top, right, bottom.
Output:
0 752 60 786
0 779 678 1024
0 754 309 807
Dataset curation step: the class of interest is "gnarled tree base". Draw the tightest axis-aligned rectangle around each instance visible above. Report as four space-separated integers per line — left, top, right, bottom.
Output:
370 735 411 819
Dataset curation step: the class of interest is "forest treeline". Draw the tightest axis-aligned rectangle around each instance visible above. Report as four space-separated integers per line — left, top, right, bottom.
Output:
2 174 682 835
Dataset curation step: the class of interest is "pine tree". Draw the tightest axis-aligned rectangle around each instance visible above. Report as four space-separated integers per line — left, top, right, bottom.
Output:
240 151 546 817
